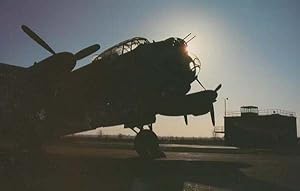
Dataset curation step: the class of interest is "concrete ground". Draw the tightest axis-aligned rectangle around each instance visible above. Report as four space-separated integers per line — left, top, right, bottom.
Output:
0 142 299 191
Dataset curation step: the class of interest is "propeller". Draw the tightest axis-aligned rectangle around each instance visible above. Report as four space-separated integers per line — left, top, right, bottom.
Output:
21 25 56 55
209 84 222 126
21 25 100 61
210 104 215 126
184 115 188 125
196 78 206 90
74 44 100 60
214 84 222 92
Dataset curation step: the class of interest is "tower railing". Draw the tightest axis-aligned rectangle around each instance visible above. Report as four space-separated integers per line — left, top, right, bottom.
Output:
225 109 296 117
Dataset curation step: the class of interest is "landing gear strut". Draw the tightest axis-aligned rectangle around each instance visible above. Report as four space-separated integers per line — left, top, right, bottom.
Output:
133 126 165 159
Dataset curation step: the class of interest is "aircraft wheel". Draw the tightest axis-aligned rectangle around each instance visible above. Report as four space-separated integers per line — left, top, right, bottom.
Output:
134 129 165 159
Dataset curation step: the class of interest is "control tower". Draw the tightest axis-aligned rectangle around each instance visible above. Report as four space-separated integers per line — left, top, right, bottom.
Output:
224 106 297 147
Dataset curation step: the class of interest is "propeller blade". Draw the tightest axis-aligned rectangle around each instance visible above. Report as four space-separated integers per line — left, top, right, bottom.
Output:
196 78 206 90
215 84 222 92
184 115 188 125
21 25 56 55
74 44 100 60
210 104 215 126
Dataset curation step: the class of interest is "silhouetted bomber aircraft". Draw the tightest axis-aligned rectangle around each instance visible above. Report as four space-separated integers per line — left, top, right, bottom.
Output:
0 26 221 158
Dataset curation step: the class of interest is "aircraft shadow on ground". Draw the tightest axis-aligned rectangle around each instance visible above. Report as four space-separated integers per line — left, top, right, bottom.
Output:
0 154 294 191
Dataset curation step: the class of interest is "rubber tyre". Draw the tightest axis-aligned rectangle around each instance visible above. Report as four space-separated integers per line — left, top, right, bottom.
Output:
134 129 159 158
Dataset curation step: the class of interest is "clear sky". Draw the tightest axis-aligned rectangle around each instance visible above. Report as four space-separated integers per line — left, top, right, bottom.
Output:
1 0 299 137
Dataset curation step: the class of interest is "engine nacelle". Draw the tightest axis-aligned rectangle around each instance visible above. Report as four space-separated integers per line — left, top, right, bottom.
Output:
29 52 76 80
157 90 217 116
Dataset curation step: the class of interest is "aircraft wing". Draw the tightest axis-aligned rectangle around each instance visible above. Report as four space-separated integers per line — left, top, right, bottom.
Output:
0 63 26 74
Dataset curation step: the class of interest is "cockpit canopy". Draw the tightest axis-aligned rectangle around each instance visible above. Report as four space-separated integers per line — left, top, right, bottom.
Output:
93 37 150 61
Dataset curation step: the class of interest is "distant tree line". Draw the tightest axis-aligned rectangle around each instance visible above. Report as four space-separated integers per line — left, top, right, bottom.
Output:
64 133 225 145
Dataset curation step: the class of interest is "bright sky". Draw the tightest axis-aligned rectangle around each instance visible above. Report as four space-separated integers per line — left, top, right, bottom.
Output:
1 0 299 137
